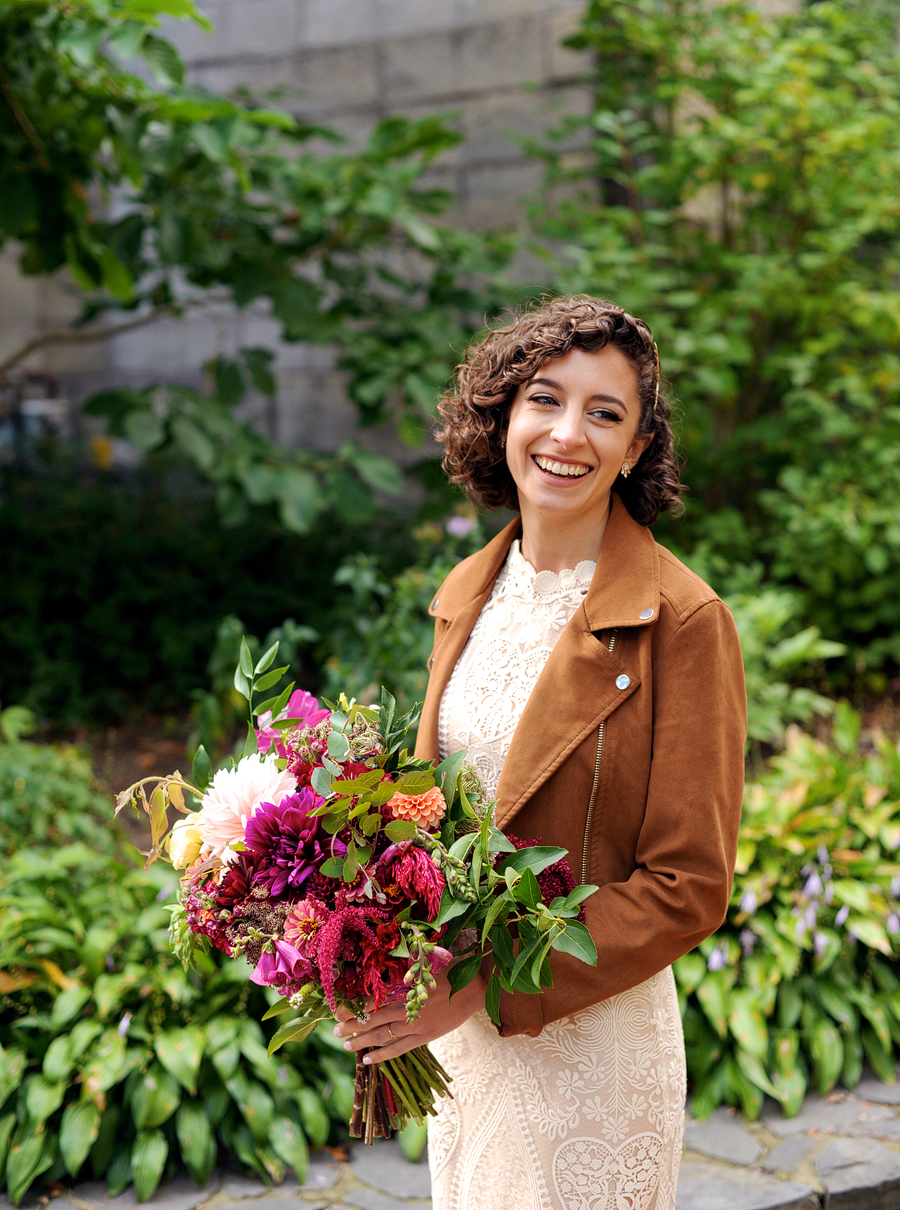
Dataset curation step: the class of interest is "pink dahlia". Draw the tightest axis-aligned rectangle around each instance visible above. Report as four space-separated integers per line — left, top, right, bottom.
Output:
197 754 296 863
256 689 330 759
244 788 338 898
284 896 328 956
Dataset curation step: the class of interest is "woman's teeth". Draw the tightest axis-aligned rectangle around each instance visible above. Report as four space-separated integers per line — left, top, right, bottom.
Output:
534 456 590 478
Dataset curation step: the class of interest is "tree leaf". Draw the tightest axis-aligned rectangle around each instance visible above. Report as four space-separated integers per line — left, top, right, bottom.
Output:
60 1100 101 1177
550 920 597 966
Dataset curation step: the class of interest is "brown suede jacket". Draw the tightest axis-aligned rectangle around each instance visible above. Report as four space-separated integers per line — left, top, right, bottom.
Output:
414 495 747 1038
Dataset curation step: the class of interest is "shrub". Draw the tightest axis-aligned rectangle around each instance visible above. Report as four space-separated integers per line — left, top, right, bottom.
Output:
0 845 354 1205
0 709 113 859
535 0 900 678
677 704 900 1119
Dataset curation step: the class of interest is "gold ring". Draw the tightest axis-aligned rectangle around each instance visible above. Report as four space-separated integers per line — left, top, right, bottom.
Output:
387 1023 398 1040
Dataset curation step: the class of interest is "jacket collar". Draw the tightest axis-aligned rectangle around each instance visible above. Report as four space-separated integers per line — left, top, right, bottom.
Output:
428 493 660 635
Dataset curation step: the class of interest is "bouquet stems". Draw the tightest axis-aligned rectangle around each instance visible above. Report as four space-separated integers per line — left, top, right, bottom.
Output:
349 1044 453 1143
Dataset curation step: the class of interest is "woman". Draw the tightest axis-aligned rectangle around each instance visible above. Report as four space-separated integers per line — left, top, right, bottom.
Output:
335 296 747 1210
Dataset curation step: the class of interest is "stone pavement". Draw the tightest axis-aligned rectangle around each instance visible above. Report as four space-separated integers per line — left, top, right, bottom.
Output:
10 1078 900 1210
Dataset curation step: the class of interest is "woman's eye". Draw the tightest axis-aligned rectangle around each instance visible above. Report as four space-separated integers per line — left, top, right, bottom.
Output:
590 409 621 423
529 394 559 407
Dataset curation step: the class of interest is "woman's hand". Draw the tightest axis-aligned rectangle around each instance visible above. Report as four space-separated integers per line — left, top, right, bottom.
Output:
333 966 486 1065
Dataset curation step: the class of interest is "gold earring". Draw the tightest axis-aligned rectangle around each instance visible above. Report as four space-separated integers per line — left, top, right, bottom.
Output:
620 462 631 478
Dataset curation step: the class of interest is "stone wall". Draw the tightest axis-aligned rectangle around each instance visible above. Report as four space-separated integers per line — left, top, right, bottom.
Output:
0 0 591 456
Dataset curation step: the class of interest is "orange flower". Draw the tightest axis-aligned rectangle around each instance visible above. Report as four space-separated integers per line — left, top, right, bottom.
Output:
386 785 447 830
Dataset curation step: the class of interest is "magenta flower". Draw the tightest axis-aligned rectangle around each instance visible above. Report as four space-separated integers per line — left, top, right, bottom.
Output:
256 689 330 758
244 788 338 898
250 938 315 990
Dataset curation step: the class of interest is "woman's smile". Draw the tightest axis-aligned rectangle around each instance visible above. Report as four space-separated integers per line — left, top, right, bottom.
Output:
504 345 652 559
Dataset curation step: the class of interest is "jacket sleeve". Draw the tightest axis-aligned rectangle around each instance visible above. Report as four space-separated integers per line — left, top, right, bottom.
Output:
497 598 747 1037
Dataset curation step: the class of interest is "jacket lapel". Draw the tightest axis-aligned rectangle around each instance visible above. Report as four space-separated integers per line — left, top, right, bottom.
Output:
418 497 661 828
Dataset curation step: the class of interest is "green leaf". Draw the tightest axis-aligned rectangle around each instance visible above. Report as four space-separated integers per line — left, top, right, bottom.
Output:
384 819 418 842
175 1100 216 1187
297 1088 329 1149
310 766 332 797
155 1025 204 1095
0 1048 26 1112
810 1020 844 1096
131 1128 168 1203
192 745 212 792
512 866 542 910
5 1123 51 1206
142 33 184 85
734 1048 780 1101
490 921 515 968
60 1100 101 1177
25 1074 66 1124
433 889 471 927
239 636 254 678
50 985 91 1029
697 970 730 1039
447 952 483 998
269 1114 308 1182
131 1063 181 1129
234 665 251 700
497 847 568 878
394 770 436 796
267 1016 328 1057
327 730 350 761
41 1036 74 1084
484 973 502 1026
279 469 323 533
254 665 289 693
728 989 768 1060
550 919 597 965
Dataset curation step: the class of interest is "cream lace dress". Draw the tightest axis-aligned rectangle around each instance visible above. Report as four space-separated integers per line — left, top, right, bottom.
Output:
429 540 686 1210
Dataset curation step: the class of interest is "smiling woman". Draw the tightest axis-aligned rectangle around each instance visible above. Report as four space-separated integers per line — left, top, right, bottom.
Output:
333 297 746 1210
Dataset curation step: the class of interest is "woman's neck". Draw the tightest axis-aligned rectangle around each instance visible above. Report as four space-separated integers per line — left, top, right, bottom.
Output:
518 500 611 573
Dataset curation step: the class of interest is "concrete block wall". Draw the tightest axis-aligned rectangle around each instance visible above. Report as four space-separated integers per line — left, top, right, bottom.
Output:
0 0 591 455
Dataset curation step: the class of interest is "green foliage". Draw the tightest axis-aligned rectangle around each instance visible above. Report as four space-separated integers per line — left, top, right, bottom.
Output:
678 706 900 1119
535 0 900 674
319 516 488 713
0 845 353 1204
1 0 509 526
0 469 414 724
0 727 113 859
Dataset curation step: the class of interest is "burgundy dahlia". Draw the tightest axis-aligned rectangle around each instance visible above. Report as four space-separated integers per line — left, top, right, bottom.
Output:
376 842 445 920
244 789 335 898
213 850 268 910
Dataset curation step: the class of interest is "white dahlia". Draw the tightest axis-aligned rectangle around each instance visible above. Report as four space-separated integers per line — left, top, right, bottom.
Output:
197 753 297 862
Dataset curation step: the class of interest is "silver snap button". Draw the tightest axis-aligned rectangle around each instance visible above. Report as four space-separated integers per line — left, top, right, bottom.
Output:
616 674 631 691
429 658 434 668
639 608 654 620
431 598 439 610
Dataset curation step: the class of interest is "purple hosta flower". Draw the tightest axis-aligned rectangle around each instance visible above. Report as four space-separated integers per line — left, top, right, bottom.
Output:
739 889 758 915
814 931 829 958
835 904 850 927
244 789 338 898
825 881 834 904
888 913 900 935
739 929 757 957
818 845 829 866
117 1012 132 1037
106 955 115 972
795 915 807 941
250 938 315 993
446 515 475 539
707 945 728 971
892 876 900 900
803 870 824 899
805 903 818 930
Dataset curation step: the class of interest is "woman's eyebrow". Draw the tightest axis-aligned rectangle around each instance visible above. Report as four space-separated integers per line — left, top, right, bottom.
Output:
528 377 627 408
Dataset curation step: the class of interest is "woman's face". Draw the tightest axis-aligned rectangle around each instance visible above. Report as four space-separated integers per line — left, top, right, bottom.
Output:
504 345 652 530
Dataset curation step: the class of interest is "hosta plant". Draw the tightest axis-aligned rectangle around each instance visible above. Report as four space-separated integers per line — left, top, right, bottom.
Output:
0 845 353 1204
677 704 900 1119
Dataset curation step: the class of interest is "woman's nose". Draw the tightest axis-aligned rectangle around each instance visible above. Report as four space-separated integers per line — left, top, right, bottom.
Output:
550 407 584 449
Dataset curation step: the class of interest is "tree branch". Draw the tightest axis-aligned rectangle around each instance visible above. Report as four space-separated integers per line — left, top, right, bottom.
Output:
0 61 50 170
0 296 228 378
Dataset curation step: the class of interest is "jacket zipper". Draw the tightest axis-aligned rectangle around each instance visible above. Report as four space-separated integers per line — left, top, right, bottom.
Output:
581 629 618 884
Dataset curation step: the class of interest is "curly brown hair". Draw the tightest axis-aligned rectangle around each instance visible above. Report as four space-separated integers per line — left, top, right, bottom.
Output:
436 295 683 526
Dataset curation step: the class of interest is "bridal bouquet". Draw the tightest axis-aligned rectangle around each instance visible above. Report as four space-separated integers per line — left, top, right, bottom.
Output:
118 640 598 1142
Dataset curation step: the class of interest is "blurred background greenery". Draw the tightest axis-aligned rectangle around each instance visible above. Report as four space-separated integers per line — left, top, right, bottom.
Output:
3 0 900 1201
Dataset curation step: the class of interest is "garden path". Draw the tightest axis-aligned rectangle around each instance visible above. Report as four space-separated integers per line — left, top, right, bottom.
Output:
9 1075 900 1210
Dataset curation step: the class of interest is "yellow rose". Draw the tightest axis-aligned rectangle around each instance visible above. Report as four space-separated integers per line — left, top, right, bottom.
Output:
168 815 204 869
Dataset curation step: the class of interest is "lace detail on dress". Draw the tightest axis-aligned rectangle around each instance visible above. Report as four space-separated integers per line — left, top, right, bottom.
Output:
438 540 595 798
429 539 686 1210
